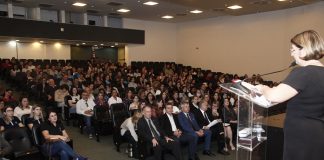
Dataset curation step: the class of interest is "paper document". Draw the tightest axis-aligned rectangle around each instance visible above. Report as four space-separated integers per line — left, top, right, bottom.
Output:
207 119 219 128
241 81 271 107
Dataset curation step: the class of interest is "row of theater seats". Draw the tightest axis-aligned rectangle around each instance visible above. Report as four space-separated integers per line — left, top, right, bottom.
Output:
0 58 90 68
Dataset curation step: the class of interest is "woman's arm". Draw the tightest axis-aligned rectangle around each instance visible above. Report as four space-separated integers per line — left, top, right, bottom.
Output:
62 130 70 142
68 99 76 107
257 83 298 103
18 122 24 127
42 130 64 141
27 123 33 130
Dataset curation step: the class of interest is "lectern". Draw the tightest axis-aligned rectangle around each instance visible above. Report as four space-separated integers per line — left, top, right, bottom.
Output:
220 82 276 160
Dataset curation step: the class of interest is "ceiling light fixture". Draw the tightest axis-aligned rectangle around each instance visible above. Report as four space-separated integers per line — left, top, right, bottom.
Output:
117 9 130 13
82 43 86 45
190 10 203 14
110 46 115 47
227 5 242 10
76 44 80 46
143 1 159 6
100 44 104 46
72 2 87 7
15 40 20 42
277 0 287 1
162 15 174 19
40 41 44 43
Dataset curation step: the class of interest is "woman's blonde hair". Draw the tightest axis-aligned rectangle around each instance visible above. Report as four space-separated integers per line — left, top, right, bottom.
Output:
131 111 142 123
291 30 324 61
29 104 44 122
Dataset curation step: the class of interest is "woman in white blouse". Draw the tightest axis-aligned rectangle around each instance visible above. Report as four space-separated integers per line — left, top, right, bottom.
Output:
120 111 142 158
14 96 32 120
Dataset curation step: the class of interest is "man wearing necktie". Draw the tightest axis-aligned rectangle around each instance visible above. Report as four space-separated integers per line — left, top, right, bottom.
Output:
178 100 213 156
193 101 229 155
137 106 182 160
160 102 199 160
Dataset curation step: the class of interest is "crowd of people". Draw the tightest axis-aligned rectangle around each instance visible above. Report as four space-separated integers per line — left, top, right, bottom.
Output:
0 57 275 160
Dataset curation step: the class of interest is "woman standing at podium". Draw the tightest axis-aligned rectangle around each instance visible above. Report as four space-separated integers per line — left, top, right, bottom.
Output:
256 30 324 160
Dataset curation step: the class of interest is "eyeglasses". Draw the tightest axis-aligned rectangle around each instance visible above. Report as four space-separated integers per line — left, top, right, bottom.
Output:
6 109 13 112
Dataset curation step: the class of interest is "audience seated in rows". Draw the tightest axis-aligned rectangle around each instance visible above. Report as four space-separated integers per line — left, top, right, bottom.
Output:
0 57 281 159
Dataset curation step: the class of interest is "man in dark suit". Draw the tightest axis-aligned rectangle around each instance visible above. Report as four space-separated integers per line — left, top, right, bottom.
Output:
137 106 182 160
178 100 213 156
160 102 199 160
194 101 230 155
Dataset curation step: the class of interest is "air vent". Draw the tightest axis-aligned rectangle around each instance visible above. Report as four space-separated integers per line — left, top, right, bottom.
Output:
213 8 225 12
250 0 272 5
176 13 187 16
109 12 121 16
107 2 123 6
87 10 99 14
39 3 54 8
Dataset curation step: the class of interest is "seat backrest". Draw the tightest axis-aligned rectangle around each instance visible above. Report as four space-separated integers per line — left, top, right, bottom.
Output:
2 127 34 152
21 114 30 126
111 103 126 114
31 125 44 146
94 105 110 121
112 111 129 128
0 133 13 156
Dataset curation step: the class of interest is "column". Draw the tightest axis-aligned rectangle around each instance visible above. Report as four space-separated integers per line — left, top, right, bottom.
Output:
82 13 88 25
102 15 108 27
59 10 66 23
7 3 13 18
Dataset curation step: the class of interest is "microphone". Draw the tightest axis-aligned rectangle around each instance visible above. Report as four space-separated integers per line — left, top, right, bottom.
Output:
259 61 296 76
230 61 297 94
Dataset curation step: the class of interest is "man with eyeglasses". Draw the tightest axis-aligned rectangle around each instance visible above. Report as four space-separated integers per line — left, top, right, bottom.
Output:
76 91 95 139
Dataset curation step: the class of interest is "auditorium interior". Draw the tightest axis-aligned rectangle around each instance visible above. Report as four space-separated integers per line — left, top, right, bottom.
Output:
0 0 324 160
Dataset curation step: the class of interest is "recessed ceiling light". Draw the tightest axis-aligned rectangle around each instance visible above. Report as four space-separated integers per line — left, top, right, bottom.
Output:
76 44 80 46
72 2 87 7
277 0 287 1
82 43 86 45
143 1 158 6
227 5 242 10
15 40 20 42
100 44 104 46
40 41 44 43
115 43 119 46
190 10 203 14
162 15 174 19
110 46 115 47
117 9 130 13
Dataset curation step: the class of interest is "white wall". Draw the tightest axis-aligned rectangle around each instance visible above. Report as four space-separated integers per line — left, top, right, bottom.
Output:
176 2 324 81
122 2 324 81
123 18 177 64
0 42 70 60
